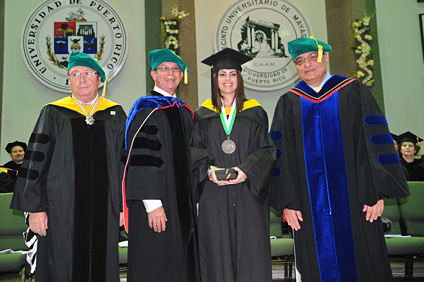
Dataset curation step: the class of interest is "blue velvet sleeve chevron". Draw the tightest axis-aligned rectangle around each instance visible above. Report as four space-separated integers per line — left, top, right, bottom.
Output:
364 115 400 166
269 130 282 141
377 154 400 165
370 133 394 145
270 130 283 177
357 84 409 203
363 115 388 126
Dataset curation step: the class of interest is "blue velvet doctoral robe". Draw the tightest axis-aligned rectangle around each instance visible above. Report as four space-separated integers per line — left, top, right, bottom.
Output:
270 75 409 282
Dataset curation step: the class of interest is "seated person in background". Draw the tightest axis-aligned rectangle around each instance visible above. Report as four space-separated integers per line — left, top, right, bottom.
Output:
398 131 424 181
3 141 26 171
0 141 27 192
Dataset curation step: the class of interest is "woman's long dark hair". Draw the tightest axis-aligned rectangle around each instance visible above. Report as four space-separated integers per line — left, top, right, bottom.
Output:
212 69 246 113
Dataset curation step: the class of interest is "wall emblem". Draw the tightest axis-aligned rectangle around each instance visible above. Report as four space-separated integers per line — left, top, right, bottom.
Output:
214 0 312 91
22 0 128 93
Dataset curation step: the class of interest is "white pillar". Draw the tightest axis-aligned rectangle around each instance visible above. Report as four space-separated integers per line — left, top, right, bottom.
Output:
252 27 255 47
247 26 252 47
274 30 277 50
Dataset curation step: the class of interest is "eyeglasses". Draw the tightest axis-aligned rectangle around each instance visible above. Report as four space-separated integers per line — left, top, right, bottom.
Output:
293 52 319 66
155 66 182 73
68 71 99 79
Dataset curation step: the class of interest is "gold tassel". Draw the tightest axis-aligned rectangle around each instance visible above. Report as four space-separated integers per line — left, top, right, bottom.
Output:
417 136 422 157
184 67 188 84
310 36 323 63
317 45 323 63
101 77 108 97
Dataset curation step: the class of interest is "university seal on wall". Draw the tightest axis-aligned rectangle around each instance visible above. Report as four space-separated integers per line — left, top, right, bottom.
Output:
21 0 128 93
214 0 312 91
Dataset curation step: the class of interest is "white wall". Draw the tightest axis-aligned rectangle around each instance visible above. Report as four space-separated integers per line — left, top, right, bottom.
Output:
5 0 419 164
1 0 145 164
376 0 424 138
195 0 328 123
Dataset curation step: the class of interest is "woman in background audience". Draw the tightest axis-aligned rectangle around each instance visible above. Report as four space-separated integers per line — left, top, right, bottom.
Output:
398 131 424 181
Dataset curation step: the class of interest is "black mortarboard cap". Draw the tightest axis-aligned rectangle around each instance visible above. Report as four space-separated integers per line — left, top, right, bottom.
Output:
201 48 252 73
397 131 423 144
201 48 252 107
5 141 27 153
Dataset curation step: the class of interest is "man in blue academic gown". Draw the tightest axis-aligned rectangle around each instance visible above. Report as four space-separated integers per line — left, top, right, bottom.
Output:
123 48 199 282
269 37 409 282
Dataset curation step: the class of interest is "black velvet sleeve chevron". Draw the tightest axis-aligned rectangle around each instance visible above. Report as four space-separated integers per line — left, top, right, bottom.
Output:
11 107 54 212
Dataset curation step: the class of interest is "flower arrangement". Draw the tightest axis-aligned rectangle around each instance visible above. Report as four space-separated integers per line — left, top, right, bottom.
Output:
351 14 375 87
160 7 190 55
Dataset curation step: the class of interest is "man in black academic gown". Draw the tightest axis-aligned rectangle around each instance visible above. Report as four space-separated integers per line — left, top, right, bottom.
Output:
3 141 27 171
123 48 199 282
269 37 410 282
0 141 26 192
11 52 126 282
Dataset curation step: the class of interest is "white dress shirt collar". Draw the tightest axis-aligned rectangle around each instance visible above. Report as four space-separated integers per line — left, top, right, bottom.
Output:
307 72 332 90
153 85 176 97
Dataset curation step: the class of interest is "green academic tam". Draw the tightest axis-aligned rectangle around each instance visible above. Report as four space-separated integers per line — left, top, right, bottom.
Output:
68 52 107 83
288 36 332 61
148 48 190 73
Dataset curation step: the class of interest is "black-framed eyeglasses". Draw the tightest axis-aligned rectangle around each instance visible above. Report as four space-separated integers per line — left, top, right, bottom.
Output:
293 52 319 66
67 71 99 79
155 66 182 73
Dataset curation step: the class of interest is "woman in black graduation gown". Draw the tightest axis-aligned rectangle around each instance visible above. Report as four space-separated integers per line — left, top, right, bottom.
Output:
398 131 424 181
191 48 276 282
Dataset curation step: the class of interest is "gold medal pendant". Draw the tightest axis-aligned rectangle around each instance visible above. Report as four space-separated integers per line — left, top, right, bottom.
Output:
222 136 236 154
72 95 100 126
